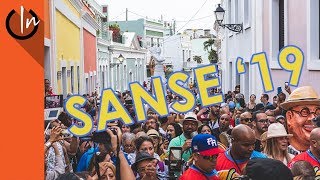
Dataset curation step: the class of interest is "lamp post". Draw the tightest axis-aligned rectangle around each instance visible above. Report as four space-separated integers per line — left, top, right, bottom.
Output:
110 54 125 67
214 4 243 33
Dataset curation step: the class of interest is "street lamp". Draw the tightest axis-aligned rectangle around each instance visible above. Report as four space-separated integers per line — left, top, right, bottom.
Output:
118 54 124 64
110 54 125 67
214 4 243 33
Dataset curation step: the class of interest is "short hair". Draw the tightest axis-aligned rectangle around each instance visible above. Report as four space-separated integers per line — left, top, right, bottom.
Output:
291 160 315 177
168 123 183 137
252 110 265 121
262 94 269 101
135 136 154 151
250 94 256 99
122 132 136 143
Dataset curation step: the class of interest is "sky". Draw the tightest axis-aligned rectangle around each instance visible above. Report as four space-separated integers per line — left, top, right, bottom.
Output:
96 0 220 33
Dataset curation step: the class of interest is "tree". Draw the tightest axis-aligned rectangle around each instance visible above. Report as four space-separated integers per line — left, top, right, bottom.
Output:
203 38 218 64
203 38 215 51
209 50 218 64
193 56 203 64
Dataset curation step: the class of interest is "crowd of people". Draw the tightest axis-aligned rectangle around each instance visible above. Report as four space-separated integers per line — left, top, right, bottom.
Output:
44 79 320 180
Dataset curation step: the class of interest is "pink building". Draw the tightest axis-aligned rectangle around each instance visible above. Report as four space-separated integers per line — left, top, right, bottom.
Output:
262 0 320 97
220 0 320 100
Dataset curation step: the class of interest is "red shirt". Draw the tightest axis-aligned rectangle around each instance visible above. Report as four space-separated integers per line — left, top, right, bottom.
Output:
216 151 248 175
288 150 320 176
180 165 219 180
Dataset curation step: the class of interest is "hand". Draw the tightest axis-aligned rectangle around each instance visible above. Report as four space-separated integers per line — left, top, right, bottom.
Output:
162 139 169 149
106 126 122 154
182 139 192 152
198 107 207 115
48 126 63 143
285 86 291 94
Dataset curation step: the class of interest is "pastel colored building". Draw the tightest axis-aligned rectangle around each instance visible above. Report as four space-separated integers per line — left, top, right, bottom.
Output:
81 1 99 95
219 0 320 101
50 0 82 98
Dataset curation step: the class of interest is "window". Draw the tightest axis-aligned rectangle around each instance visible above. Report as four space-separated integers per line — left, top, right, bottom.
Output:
62 67 67 98
307 0 320 70
86 78 88 93
182 50 185 62
71 66 74 93
269 0 286 69
244 0 251 28
279 0 284 50
77 66 80 94
151 38 154 47
235 0 239 23
228 0 232 23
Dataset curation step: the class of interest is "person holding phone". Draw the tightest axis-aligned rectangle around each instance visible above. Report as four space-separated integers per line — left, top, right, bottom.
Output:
180 134 223 180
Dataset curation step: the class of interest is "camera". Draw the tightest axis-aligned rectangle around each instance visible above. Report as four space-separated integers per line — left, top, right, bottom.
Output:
61 129 73 138
165 147 183 179
312 115 320 127
92 129 117 144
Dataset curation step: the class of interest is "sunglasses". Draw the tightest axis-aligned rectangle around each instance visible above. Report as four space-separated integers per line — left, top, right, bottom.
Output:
197 153 218 161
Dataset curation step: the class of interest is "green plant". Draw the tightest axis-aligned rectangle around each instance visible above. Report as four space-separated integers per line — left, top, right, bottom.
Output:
193 56 203 64
209 50 218 64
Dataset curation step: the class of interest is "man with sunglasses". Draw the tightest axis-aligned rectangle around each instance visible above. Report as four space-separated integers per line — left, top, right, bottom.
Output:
180 134 223 180
239 112 253 128
280 86 320 155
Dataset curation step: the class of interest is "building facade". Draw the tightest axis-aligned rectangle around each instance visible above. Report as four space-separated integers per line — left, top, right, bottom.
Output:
108 32 148 92
50 0 83 98
219 0 320 101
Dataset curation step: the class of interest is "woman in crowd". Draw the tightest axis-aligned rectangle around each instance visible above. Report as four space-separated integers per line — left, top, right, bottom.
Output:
146 129 163 158
264 123 295 165
166 123 183 140
89 162 116 180
122 132 136 165
135 136 168 179
197 124 212 134
247 94 257 112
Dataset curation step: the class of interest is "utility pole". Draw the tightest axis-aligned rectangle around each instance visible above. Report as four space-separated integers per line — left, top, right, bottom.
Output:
126 8 128 21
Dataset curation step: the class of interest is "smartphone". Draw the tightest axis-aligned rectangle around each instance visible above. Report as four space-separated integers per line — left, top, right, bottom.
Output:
169 147 182 161
285 82 289 87
169 147 183 172
277 86 282 95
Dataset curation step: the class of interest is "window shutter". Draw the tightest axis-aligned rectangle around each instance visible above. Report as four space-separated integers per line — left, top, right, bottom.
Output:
279 0 285 50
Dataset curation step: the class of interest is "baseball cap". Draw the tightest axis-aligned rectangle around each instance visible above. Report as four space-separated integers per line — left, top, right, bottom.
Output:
191 134 224 156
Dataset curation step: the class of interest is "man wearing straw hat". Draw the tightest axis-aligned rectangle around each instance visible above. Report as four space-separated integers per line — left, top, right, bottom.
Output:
280 86 320 155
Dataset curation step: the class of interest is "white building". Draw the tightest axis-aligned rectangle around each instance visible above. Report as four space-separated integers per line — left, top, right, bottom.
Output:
219 0 264 101
108 32 148 92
